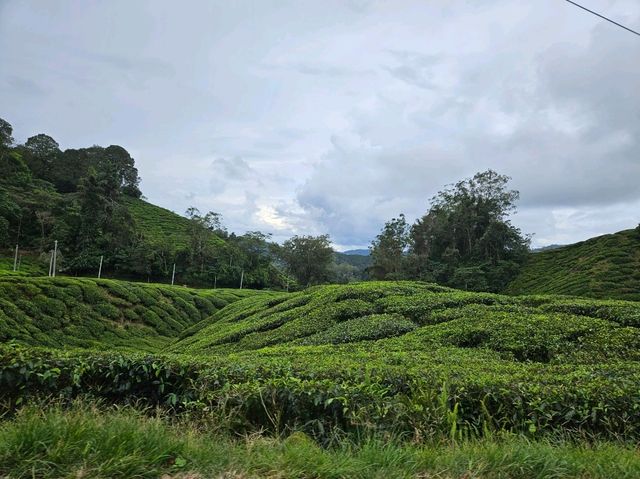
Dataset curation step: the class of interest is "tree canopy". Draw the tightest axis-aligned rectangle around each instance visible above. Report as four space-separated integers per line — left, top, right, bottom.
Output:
370 170 530 291
277 235 334 287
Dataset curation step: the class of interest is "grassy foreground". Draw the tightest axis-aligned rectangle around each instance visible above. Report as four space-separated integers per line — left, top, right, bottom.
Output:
1 404 639 479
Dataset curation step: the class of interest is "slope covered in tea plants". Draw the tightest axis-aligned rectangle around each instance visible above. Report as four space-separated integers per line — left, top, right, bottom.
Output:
0 276 266 351
171 281 640 364
0 255 45 277
506 228 640 301
123 196 225 252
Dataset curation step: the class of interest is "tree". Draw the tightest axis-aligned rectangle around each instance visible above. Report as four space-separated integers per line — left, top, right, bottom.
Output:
0 151 32 187
22 134 61 181
185 208 225 273
373 170 530 291
0 118 14 151
278 235 334 287
51 149 90 193
65 168 135 272
369 214 410 280
102 145 142 197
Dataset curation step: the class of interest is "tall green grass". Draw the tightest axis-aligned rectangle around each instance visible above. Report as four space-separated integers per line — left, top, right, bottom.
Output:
1 403 638 479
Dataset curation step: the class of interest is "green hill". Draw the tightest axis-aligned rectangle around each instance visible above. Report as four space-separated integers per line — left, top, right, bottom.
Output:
0 255 46 277
506 228 640 301
122 197 224 251
0 276 264 351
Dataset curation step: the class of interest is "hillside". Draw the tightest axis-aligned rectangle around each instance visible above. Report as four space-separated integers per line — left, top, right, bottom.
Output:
123 196 224 251
171 281 640 360
0 276 265 351
506 228 640 301
0 255 46 277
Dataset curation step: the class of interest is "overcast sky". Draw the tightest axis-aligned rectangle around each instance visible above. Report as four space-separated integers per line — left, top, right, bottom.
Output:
1 0 639 249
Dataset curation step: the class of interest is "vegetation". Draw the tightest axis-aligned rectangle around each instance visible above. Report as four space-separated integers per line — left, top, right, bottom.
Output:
2 281 639 445
2 404 639 479
0 276 265 351
0 254 45 277
370 170 530 292
0 117 284 289
0 117 373 290
276 235 335 287
506 228 640 301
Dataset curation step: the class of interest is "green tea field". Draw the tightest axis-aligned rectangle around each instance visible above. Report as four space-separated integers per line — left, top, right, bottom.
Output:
1 278 639 477
506 228 640 301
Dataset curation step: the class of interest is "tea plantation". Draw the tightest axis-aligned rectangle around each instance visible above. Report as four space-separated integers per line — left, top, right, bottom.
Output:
506 228 640 301
1 279 638 437
0 276 267 351
123 196 226 251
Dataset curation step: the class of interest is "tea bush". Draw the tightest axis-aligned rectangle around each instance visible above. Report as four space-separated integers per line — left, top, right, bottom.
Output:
171 281 640 360
1 342 639 441
0 277 267 351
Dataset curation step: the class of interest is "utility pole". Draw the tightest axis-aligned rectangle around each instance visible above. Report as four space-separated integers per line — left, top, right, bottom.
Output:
13 244 18 272
239 269 244 289
48 250 53 277
98 255 103 279
171 263 176 286
214 275 217 289
52 240 58 277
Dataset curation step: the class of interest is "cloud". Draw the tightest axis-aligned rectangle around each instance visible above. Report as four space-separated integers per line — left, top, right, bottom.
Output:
1 0 638 249
294 1 640 247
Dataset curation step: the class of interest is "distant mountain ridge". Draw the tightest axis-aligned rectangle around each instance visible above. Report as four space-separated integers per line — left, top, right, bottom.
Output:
531 244 565 253
341 249 370 256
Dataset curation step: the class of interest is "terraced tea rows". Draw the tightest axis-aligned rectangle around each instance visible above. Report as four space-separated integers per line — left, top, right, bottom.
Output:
172 281 640 363
0 277 267 351
506 228 640 300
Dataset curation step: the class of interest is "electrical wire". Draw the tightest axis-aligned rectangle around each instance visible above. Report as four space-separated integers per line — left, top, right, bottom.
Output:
563 0 640 37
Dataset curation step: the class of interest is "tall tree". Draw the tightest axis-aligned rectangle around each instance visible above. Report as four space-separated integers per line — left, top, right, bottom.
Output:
278 235 334 287
369 214 410 280
22 134 61 182
0 118 13 151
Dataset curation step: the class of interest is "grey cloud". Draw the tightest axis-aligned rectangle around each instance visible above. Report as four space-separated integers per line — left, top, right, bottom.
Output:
78 51 176 78
385 50 441 90
208 157 262 195
6 76 47 97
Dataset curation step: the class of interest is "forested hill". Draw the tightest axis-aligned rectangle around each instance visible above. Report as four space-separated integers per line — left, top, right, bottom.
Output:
505 228 640 301
0 117 282 289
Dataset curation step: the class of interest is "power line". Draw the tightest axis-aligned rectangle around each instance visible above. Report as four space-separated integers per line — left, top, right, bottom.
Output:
563 0 640 37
